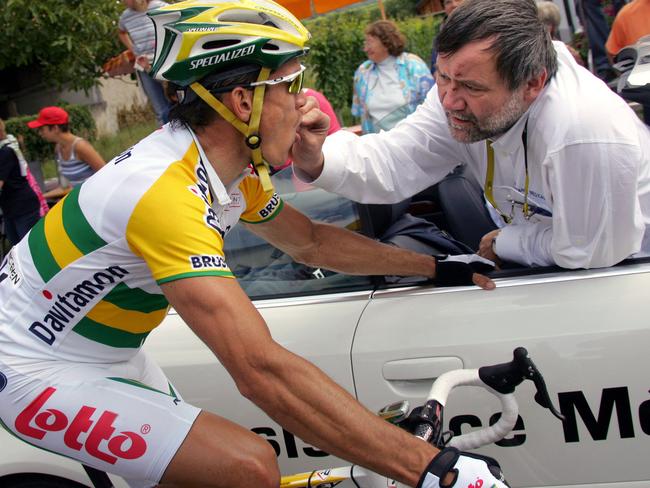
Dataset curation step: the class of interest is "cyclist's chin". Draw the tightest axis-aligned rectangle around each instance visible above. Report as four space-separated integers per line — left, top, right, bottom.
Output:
263 146 291 167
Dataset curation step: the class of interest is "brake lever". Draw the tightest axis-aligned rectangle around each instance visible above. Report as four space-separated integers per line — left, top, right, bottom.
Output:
480 347 565 423
515 348 565 422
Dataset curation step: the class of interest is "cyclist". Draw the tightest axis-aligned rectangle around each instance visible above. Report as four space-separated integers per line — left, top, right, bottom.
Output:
0 1 503 486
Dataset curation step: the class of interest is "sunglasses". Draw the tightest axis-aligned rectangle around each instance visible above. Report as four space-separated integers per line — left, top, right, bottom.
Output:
246 65 306 95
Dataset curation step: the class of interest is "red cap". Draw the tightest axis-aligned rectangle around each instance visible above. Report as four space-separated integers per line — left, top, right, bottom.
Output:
27 106 69 128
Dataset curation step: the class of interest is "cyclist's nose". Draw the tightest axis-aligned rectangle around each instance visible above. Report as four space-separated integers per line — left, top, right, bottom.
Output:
295 89 307 109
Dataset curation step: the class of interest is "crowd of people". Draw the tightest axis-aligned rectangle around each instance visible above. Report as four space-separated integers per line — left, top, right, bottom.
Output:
0 0 649 486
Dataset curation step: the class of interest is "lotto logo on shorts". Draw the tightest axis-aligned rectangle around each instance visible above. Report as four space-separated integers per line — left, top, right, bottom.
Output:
15 387 147 464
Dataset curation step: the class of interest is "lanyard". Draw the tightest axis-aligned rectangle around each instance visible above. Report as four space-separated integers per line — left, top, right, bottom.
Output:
484 118 530 223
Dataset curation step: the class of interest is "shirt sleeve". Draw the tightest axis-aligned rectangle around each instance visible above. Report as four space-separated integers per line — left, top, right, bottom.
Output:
126 162 234 284
118 11 128 32
351 67 364 118
496 141 645 269
238 175 284 224
308 88 461 204
411 57 435 105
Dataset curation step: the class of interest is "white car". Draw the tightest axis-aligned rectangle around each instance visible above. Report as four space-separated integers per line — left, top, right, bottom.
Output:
1 167 649 488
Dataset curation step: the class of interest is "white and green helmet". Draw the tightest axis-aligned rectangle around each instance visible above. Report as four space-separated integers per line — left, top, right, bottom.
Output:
149 0 311 87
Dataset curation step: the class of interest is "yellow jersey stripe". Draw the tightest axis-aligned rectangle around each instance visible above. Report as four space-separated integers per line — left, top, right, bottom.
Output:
86 300 168 334
44 196 84 269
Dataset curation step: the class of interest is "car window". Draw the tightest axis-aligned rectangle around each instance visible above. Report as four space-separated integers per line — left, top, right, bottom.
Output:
224 167 375 300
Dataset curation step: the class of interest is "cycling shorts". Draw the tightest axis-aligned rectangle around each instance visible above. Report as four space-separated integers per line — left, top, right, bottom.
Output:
0 350 201 488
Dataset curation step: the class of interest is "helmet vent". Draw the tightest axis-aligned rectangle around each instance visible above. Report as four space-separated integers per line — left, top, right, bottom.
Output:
219 9 273 26
262 42 280 51
202 39 241 50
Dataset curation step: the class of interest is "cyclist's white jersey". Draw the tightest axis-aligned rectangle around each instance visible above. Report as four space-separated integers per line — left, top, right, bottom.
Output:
0 124 283 364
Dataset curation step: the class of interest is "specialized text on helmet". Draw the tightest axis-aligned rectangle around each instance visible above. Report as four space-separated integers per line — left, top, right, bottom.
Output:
190 45 256 70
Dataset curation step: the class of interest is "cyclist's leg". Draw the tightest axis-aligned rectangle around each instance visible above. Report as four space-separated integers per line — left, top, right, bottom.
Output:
159 410 280 488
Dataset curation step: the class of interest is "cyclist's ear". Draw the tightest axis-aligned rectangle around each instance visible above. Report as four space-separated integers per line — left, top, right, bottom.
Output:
225 87 253 123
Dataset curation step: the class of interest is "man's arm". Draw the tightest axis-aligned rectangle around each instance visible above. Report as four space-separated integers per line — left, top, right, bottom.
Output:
161 276 441 486
292 88 462 204
76 140 106 172
247 203 494 289
118 30 134 52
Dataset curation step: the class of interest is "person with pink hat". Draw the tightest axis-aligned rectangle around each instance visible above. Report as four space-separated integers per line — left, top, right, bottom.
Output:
28 106 105 190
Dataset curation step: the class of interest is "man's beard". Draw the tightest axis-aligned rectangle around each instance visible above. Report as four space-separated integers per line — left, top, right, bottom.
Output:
445 91 527 143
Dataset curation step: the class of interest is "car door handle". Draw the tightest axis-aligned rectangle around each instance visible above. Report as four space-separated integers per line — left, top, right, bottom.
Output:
382 356 464 381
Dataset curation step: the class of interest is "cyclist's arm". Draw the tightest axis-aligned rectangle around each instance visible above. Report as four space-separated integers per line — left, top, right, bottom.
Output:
160 275 444 487
246 202 494 289
247 202 436 276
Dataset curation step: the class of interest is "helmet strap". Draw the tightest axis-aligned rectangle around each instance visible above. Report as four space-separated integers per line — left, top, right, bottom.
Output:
189 67 274 192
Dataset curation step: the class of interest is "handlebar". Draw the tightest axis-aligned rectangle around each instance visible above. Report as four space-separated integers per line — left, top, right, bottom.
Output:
391 347 565 450
418 369 520 450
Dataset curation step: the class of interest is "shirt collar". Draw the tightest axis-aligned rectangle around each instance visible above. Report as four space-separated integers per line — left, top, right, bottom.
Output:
371 53 405 70
187 126 249 206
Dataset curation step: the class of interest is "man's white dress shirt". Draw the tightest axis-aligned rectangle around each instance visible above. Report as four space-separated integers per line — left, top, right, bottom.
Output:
302 42 650 269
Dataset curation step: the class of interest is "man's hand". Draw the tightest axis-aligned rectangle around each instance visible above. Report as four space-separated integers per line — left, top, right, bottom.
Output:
135 54 152 72
478 229 501 265
290 94 329 179
419 447 509 488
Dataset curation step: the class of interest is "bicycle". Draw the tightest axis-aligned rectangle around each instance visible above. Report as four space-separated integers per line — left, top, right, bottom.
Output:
82 347 565 488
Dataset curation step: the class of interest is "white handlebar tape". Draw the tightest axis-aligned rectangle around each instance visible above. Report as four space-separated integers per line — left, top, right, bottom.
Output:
428 369 519 450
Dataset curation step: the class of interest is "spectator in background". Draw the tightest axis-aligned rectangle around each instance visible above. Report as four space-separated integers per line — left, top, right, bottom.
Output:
0 119 41 246
430 0 464 75
606 0 650 124
352 20 434 134
537 1 585 66
605 0 650 59
576 0 624 81
119 0 172 125
28 107 105 191
13 134 49 218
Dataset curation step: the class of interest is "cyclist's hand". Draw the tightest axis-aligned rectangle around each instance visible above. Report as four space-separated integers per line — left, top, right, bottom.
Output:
419 447 509 488
434 254 496 290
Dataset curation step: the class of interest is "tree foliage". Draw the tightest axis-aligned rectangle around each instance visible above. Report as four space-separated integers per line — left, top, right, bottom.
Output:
0 0 124 91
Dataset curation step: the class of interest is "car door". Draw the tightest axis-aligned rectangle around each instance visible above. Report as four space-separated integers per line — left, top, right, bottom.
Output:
352 262 650 488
